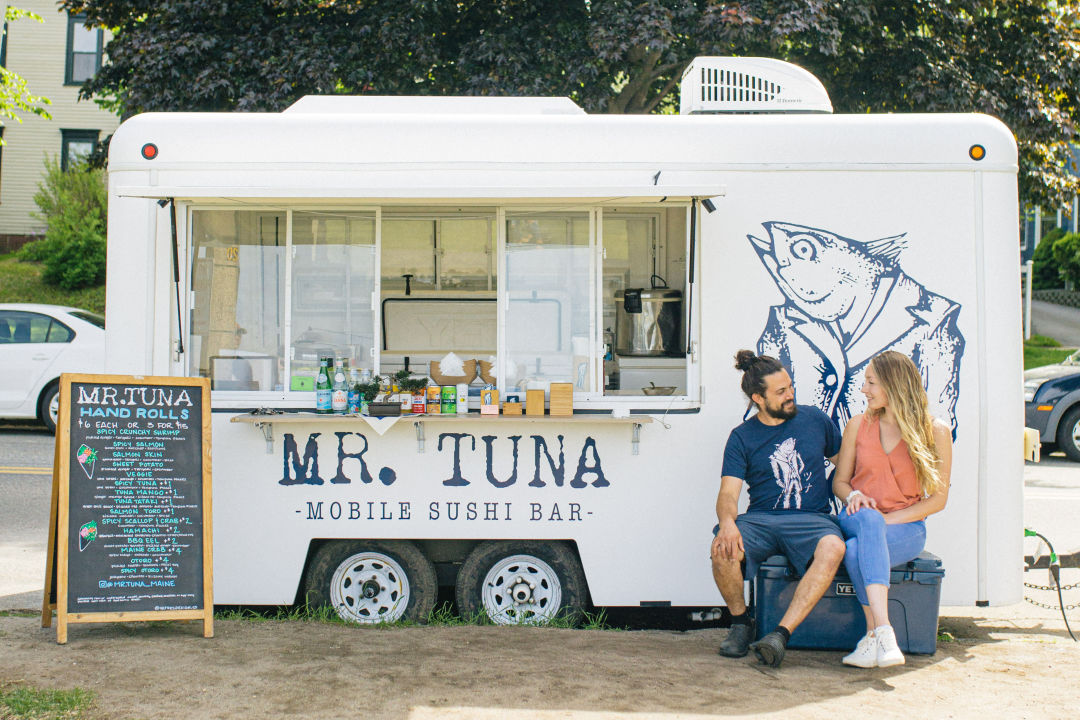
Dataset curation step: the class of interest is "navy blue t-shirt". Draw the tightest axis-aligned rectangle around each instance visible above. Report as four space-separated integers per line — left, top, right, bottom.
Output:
721 405 842 514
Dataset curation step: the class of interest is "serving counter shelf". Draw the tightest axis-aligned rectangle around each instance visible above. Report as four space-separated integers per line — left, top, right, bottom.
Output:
230 410 653 454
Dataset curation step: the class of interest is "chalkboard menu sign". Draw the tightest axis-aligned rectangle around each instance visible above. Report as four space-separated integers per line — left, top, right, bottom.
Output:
43 374 213 644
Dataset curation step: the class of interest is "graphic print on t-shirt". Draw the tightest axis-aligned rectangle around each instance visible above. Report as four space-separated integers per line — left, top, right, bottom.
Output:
770 437 812 509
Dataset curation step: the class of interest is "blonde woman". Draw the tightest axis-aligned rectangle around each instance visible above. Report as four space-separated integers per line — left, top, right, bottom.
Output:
831 351 952 668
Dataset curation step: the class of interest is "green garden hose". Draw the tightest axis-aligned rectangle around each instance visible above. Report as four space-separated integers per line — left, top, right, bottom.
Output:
1025 528 1076 641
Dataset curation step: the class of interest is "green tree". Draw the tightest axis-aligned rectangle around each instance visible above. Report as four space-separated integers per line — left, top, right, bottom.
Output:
1051 231 1080 289
19 158 108 290
62 1 1080 208
1032 226 1066 289
0 6 51 133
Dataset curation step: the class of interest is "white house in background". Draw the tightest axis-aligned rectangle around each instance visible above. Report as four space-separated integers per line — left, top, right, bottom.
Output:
0 2 119 252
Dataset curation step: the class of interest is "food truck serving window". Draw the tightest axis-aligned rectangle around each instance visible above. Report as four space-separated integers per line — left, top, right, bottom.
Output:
189 210 286 392
185 203 698 409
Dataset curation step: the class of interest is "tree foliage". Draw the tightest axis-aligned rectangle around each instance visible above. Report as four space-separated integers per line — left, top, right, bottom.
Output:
20 158 108 290
1032 226 1066 289
1051 230 1080 289
63 0 1080 208
0 7 51 133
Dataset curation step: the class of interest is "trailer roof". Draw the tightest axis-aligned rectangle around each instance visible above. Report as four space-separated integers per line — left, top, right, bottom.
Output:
109 105 1017 200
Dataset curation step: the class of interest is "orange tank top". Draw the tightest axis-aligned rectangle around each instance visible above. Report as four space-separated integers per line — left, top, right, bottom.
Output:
850 415 922 513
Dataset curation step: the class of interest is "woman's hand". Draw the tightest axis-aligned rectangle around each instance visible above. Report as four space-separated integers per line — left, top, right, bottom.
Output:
846 490 878 515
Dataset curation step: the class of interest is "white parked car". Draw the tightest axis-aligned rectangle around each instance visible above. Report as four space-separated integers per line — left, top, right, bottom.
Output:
0 303 105 431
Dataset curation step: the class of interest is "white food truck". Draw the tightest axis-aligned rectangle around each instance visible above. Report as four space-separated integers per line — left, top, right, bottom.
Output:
101 58 1024 624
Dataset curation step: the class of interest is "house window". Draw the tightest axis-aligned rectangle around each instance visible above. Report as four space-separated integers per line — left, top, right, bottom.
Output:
61 129 99 170
65 14 103 85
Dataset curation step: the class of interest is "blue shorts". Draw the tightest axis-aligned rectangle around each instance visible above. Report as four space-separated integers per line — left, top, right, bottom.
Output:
735 511 842 580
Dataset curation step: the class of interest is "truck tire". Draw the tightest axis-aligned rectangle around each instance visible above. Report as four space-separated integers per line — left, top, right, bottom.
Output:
39 383 59 433
304 540 437 624
455 540 588 625
1056 406 1080 462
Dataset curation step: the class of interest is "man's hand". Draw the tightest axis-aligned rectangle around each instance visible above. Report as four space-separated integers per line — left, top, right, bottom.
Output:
711 520 744 561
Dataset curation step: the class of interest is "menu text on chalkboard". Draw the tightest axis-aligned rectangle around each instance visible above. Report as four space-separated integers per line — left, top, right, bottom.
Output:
44 374 213 644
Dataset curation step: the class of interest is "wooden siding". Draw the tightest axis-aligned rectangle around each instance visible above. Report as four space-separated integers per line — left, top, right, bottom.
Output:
0 2 119 237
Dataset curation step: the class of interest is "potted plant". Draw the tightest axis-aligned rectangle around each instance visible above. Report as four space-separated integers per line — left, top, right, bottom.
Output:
354 381 381 415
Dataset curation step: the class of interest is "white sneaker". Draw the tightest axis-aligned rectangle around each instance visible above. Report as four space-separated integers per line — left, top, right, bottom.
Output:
842 632 878 668
875 625 906 667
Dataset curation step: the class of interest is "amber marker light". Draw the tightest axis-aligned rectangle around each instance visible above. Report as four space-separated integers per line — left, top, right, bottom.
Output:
1037 405 1054 411
141 143 159 160
969 144 986 161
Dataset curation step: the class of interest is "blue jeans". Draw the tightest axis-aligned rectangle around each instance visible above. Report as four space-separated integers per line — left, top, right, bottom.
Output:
837 508 926 606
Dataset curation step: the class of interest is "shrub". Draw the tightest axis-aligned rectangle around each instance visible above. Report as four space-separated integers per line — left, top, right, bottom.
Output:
18 157 107 290
1032 226 1065 290
1051 231 1080 289
39 215 107 289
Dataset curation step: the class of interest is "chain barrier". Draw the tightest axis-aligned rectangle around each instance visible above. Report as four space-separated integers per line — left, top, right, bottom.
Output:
1024 597 1080 612
1023 561 1075 613
1024 581 1080 593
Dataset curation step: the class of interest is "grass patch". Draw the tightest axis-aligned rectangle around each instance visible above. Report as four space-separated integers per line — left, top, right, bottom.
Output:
0 257 105 314
216 602 617 630
1024 342 1075 369
0 684 95 720
1027 334 1062 347
214 604 347 625
0 610 39 618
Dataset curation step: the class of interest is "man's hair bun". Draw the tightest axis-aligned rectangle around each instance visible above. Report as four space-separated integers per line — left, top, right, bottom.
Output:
734 349 757 372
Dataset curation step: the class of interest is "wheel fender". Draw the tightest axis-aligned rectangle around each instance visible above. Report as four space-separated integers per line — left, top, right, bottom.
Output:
37 378 60 413
1043 388 1080 441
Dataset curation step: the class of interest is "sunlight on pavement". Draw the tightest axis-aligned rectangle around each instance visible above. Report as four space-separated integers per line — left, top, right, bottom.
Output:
410 710 731 719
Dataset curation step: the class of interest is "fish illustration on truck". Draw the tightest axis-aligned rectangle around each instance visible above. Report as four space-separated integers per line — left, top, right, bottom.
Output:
748 221 965 434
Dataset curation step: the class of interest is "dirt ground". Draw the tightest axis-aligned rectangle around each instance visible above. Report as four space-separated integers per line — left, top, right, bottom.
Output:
1 599 1078 720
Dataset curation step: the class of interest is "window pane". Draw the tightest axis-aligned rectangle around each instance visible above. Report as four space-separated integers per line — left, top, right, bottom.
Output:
70 311 105 329
189 210 286 392
71 21 98 52
382 219 435 292
440 217 495 291
66 139 94 164
0 312 62 343
290 212 376 385
505 213 593 392
602 213 658 345
71 53 97 83
46 320 74 343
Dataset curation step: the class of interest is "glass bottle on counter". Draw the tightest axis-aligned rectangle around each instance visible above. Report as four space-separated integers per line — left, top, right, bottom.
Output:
315 357 332 414
347 366 361 414
331 358 348 414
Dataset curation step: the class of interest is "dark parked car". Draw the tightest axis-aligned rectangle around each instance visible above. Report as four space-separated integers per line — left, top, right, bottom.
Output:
1025 351 1080 461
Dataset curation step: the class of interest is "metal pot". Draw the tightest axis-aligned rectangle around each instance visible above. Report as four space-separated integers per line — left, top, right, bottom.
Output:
614 275 683 357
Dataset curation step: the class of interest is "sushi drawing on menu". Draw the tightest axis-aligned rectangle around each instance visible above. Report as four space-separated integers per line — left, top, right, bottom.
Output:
76 444 97 480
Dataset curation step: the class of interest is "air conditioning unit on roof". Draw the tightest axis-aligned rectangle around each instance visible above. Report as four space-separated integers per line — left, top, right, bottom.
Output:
680 57 832 115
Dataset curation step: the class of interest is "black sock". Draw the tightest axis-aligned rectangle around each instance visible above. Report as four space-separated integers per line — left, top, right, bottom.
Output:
730 610 751 626
773 626 791 643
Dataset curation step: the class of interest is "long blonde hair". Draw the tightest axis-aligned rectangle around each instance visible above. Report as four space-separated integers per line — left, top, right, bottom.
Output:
867 351 945 496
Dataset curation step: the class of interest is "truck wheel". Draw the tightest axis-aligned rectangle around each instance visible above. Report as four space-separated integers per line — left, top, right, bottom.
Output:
455 541 588 625
39 383 59 433
305 540 437 624
1056 406 1080 462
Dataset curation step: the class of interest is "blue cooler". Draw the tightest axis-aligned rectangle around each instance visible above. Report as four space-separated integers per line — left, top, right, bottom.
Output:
753 550 944 654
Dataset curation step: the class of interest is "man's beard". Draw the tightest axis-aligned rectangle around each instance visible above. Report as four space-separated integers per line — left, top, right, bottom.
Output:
763 399 797 421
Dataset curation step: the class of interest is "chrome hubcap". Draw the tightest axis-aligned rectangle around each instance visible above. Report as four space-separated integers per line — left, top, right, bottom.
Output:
481 555 562 625
329 551 410 624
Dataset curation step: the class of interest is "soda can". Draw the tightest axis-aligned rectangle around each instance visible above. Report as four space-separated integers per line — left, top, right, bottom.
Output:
427 385 442 414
